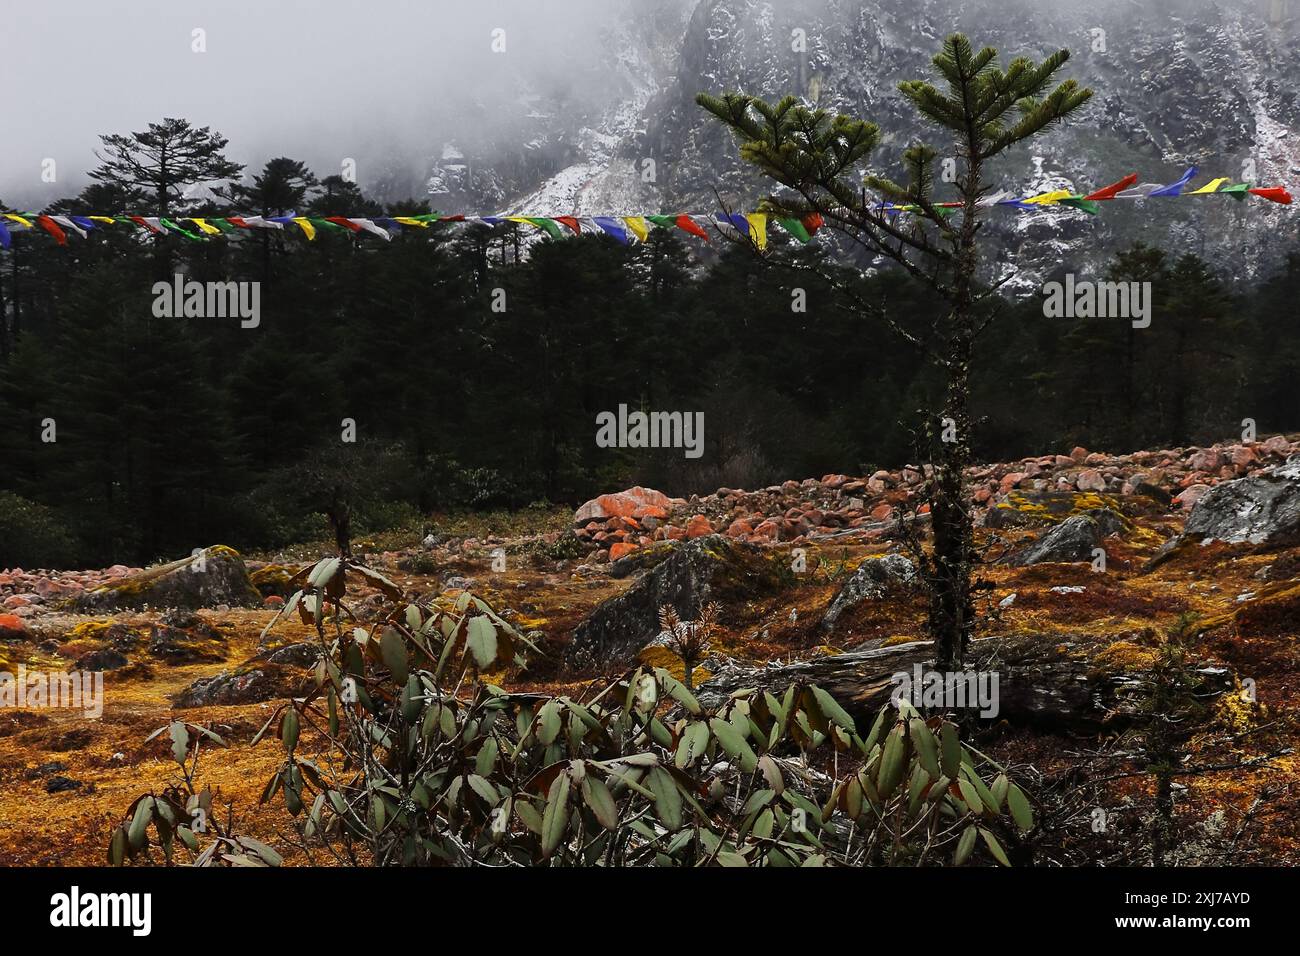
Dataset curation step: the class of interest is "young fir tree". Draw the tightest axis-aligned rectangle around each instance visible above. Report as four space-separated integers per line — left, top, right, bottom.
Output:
698 34 1092 669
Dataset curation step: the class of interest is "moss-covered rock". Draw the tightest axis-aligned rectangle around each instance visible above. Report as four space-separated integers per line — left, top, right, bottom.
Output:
564 535 783 670
74 545 259 611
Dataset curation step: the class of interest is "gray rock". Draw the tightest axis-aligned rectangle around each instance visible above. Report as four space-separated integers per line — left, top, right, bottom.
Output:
75 546 260 612
74 648 129 671
564 535 777 669
820 554 916 632
1180 457 1300 546
1001 515 1104 566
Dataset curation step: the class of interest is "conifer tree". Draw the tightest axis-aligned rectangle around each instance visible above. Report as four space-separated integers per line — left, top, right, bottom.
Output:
698 35 1092 668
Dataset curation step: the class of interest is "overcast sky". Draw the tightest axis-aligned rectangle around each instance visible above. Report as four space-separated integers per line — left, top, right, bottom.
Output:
0 0 630 206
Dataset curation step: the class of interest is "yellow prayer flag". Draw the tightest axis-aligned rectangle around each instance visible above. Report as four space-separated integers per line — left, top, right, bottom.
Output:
393 216 428 227
292 217 317 240
1189 177 1229 195
1023 190 1072 205
4 214 33 227
505 216 536 228
88 216 117 224
623 216 649 242
189 218 222 236
745 213 768 250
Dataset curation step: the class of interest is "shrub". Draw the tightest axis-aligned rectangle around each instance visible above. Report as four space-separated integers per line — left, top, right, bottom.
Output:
0 491 82 568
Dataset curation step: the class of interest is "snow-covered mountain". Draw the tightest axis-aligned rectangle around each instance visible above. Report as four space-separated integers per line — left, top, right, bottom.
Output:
386 0 1300 283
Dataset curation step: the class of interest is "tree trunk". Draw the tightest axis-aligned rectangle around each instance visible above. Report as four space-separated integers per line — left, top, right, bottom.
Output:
695 635 1232 733
927 151 981 670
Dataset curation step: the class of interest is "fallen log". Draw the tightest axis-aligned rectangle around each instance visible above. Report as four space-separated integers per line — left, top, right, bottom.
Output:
695 634 1232 734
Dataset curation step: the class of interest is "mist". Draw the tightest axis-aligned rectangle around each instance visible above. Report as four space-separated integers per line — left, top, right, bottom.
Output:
0 0 647 208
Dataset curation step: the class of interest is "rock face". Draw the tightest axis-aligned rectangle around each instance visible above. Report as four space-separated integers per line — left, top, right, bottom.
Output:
564 535 777 670
820 554 916 633
75 546 260 612
1001 513 1114 566
1179 458 1300 546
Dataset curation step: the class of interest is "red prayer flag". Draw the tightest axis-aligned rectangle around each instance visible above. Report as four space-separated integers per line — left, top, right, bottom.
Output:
325 217 363 231
1249 186 1293 205
674 215 709 240
801 213 824 236
554 216 581 234
1083 173 1138 201
36 215 67 245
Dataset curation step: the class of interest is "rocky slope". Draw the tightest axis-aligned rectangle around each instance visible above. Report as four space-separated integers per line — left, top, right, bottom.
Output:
400 0 1300 286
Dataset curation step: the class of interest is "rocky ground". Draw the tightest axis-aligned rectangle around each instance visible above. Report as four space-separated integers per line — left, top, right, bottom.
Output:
2 435 1299 865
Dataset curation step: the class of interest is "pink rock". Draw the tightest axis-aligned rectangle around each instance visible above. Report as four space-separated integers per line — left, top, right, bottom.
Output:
573 486 672 525
0 613 28 640
999 472 1026 493
263 595 285 609
726 518 754 537
1076 469 1106 492
1188 448 1222 473
1174 484 1211 510
3 595 30 609
1070 446 1089 463
751 519 782 542
609 542 636 561
1261 435 1291 457
869 503 893 522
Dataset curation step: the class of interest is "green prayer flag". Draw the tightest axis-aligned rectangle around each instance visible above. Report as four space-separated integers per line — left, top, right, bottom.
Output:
1220 182 1251 201
160 218 204 241
1058 197 1101 214
524 217 564 239
776 217 811 242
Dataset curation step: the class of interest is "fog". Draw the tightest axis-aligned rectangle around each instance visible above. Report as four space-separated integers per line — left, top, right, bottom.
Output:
0 0 639 207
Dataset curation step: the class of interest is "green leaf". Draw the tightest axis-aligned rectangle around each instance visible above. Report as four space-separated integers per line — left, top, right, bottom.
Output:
811 685 856 734
581 775 619 831
675 721 710 769
537 699 562 745
709 717 758 772
909 718 940 778
877 724 906 799
169 722 190 764
380 628 408 685
467 616 498 670
647 767 684 831
939 721 962 778
1007 783 1034 833
541 772 571 859
127 797 153 850
955 824 977 865
980 827 1011 866
281 709 300 753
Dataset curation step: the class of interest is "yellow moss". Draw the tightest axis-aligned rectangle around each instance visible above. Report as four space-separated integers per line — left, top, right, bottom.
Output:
67 620 121 641
1091 640 1161 674
637 644 712 686
807 644 843 656
1212 689 1259 735
882 634 921 647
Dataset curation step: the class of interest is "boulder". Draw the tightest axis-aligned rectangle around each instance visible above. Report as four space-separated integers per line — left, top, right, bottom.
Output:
574 487 672 526
74 648 129 672
75 546 260 612
1000 514 1106 566
0 613 29 641
564 535 780 670
820 554 917 632
1177 457 1300 547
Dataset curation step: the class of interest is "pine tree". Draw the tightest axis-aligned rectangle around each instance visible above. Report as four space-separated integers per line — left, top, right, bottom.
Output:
698 35 1092 669
89 117 244 216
